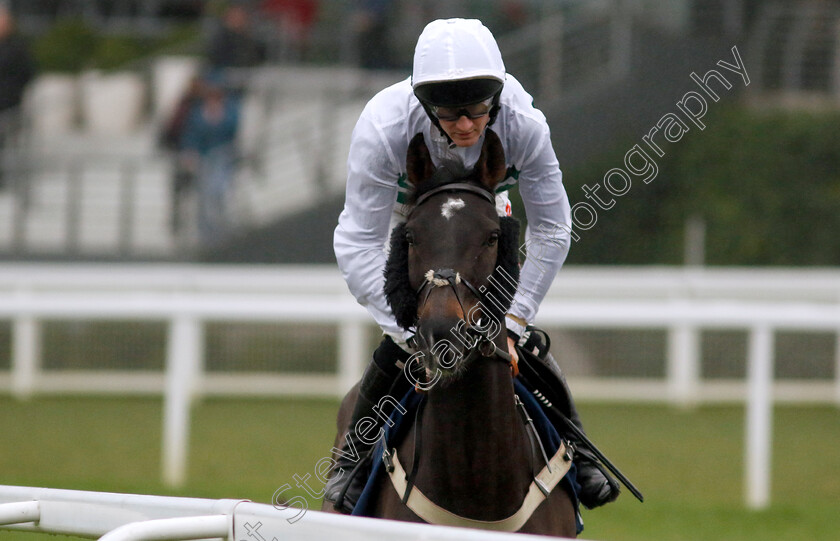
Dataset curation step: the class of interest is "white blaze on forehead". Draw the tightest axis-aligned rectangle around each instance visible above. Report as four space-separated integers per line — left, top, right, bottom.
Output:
440 197 466 219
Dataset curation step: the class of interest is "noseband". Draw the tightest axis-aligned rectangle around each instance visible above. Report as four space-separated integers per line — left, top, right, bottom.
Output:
408 183 513 367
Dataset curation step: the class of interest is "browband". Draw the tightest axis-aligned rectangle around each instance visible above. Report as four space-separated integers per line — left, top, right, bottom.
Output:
412 182 495 210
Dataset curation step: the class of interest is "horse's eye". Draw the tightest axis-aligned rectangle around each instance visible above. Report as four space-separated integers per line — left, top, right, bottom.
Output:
487 231 500 246
405 230 415 246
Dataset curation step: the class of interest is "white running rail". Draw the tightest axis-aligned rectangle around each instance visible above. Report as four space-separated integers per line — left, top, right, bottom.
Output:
0 485 580 541
2 263 840 509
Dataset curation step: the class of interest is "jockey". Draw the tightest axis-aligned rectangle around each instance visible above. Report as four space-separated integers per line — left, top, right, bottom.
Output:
327 18 620 513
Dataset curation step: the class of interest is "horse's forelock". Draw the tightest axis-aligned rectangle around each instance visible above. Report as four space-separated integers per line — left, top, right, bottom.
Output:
406 163 476 206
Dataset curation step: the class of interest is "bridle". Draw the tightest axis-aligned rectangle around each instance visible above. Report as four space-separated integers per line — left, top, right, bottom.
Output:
407 182 514 369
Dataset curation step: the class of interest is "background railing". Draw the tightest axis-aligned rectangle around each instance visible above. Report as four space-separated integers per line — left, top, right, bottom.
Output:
747 1 840 97
0 154 175 258
2 264 839 508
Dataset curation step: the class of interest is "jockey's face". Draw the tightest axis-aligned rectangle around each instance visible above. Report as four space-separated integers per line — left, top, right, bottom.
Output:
438 112 491 148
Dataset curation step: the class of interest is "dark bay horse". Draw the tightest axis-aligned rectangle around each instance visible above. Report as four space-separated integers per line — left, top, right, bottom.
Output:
323 130 577 537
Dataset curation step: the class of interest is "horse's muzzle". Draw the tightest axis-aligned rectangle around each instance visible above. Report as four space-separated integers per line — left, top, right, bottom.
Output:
416 315 470 372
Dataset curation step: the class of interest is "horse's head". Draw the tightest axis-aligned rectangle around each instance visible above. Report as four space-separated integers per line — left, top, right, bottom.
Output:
385 130 520 383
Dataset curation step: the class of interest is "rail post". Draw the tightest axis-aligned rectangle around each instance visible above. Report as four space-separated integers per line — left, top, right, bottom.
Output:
745 324 774 509
835 330 840 406
667 323 700 408
338 319 366 396
162 311 203 487
11 311 40 400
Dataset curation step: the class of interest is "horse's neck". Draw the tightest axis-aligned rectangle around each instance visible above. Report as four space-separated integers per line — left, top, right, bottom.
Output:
416 358 533 516
424 361 526 458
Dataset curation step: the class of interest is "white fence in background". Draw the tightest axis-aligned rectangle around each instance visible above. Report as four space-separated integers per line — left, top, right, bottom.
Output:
1 264 840 510
0 485 580 541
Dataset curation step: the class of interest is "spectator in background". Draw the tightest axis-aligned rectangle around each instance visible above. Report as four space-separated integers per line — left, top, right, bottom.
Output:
159 75 204 235
179 74 241 249
205 3 266 71
259 0 319 61
492 0 531 35
0 2 32 113
0 2 36 186
350 0 394 70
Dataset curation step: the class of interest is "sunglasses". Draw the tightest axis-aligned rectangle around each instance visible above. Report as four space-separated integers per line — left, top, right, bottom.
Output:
429 97 494 122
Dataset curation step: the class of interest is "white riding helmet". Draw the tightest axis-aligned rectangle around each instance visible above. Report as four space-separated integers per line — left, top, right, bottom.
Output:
412 18 506 109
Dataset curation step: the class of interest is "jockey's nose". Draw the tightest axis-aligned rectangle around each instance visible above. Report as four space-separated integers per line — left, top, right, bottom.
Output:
455 115 475 129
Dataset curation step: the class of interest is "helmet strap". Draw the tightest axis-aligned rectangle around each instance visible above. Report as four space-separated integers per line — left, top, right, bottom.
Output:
418 101 453 144
487 91 502 126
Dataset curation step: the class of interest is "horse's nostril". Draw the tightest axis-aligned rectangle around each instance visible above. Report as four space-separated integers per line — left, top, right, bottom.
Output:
422 321 448 349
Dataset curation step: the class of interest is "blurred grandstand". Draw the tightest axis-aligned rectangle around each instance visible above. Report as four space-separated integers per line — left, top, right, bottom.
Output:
0 0 780 262
0 0 837 262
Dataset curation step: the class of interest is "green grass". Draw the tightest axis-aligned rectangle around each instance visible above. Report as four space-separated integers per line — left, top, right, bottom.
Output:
576 404 840 541
1 397 838 540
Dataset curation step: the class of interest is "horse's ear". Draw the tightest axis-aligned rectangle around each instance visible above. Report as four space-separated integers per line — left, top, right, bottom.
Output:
406 132 435 187
476 129 506 191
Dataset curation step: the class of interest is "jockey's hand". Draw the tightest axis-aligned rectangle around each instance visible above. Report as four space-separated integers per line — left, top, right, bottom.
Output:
507 335 519 365
505 313 526 365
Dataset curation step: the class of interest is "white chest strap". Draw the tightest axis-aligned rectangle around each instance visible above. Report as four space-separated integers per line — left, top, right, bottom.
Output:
386 441 572 532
